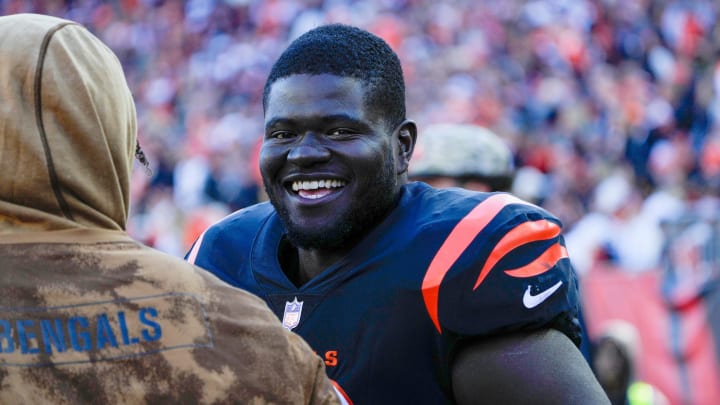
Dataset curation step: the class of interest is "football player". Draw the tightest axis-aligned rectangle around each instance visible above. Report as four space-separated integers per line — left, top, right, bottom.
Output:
188 24 608 404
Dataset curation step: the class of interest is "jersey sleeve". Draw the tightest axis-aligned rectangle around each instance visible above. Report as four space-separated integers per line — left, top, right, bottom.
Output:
424 193 581 345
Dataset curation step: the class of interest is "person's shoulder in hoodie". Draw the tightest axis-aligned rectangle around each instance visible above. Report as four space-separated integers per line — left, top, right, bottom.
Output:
0 13 340 405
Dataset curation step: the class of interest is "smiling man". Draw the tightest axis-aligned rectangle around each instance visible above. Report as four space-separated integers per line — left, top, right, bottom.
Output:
187 24 608 404
261 72 405 280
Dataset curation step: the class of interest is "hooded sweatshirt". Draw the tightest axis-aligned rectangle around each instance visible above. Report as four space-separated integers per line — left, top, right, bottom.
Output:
0 13 339 405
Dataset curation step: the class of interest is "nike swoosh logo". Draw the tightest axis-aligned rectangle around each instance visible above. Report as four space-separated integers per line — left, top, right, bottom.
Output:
523 280 563 309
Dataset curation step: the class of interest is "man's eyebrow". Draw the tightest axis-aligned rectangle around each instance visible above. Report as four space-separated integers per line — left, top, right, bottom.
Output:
265 117 295 129
321 114 366 125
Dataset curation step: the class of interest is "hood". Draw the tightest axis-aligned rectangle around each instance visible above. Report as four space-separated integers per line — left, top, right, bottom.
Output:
0 13 136 232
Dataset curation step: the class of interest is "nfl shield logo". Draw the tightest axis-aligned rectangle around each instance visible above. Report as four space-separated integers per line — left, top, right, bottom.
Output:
282 297 304 330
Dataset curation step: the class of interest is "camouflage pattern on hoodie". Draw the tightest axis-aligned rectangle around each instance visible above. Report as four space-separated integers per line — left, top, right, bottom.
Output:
0 13 339 405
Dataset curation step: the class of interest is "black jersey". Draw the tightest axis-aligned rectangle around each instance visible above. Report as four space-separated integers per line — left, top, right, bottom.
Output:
188 182 581 404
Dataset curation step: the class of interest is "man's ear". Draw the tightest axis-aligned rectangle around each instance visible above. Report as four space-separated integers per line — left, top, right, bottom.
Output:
395 120 417 174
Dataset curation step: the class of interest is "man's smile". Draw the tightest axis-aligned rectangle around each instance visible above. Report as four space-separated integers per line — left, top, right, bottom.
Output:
286 178 347 201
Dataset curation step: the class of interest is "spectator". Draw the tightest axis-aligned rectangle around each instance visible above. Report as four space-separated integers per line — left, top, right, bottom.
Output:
593 320 670 405
0 13 339 404
409 123 515 191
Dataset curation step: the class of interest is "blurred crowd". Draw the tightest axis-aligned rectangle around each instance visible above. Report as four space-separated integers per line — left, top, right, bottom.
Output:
2 0 719 283
4 1 720 403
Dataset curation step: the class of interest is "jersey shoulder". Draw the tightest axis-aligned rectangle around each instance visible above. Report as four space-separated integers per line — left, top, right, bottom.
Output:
411 187 580 343
407 184 558 239
209 201 275 235
186 202 276 284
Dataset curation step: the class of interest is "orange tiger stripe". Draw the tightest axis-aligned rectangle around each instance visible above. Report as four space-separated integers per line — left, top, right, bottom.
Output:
421 193 529 333
186 231 205 264
473 220 561 290
504 243 569 278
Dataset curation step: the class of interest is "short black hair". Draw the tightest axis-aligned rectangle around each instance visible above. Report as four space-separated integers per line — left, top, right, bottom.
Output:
263 24 406 130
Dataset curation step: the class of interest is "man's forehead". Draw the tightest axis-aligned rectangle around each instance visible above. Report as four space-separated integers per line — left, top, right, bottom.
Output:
265 74 368 120
267 74 364 100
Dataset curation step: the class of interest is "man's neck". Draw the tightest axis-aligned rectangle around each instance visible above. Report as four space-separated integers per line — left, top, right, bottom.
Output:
278 183 407 286
279 238 349 287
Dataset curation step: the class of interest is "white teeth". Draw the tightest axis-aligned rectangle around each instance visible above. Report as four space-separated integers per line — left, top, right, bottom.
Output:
292 179 346 191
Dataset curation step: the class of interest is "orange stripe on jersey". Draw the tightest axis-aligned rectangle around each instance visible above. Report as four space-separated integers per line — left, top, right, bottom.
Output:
473 220 561 290
331 379 354 405
504 243 568 278
186 232 206 265
421 193 530 334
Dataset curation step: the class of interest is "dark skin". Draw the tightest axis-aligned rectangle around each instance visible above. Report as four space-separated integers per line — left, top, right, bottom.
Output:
262 73 609 404
453 329 609 404
261 74 415 284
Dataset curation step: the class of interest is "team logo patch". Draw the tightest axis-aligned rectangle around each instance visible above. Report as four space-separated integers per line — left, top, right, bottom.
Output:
282 297 303 330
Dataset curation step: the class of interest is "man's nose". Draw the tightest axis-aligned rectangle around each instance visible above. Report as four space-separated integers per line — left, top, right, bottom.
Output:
287 133 331 166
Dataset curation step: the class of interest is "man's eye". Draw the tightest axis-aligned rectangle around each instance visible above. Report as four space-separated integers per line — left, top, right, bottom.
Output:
329 129 354 136
272 131 294 139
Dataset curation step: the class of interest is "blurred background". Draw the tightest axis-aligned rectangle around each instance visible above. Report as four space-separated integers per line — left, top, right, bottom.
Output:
2 0 719 403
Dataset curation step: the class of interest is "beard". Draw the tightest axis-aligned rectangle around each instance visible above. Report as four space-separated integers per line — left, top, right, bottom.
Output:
267 151 400 251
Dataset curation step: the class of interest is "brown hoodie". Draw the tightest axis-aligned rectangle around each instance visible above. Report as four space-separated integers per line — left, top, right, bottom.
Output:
0 13 339 405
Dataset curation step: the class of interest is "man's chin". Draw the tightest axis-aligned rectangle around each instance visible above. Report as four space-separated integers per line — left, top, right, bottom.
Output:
284 222 354 250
